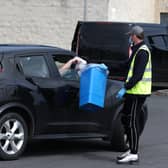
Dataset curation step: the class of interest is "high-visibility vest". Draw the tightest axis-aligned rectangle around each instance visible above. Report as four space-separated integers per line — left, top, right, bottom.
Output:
126 44 152 95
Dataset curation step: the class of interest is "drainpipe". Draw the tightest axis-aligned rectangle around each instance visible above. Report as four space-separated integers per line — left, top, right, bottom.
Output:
83 0 87 21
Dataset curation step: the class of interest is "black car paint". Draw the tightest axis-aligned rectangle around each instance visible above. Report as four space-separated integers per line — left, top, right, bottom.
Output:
72 21 168 89
0 44 149 160
0 45 122 138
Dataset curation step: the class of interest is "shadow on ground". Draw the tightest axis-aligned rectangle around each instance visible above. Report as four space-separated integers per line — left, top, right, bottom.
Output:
24 139 117 157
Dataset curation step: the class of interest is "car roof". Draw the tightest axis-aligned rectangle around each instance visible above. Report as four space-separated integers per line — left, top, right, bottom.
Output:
0 44 75 55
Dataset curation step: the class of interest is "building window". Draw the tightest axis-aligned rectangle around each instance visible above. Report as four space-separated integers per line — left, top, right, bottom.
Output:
160 13 168 24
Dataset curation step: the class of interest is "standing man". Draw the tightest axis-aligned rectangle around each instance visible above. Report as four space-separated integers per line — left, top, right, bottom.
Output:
115 25 152 164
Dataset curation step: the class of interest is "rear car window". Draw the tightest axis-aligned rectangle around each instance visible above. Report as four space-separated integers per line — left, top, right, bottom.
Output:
19 55 50 78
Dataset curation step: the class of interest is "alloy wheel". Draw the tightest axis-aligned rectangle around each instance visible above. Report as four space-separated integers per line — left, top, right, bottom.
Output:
0 119 24 155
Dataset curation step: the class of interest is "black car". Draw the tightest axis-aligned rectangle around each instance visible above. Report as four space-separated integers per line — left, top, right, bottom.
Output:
72 21 168 89
0 44 147 160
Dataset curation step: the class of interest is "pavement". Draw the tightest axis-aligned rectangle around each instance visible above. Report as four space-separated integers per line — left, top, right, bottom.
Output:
154 89 168 96
0 93 168 168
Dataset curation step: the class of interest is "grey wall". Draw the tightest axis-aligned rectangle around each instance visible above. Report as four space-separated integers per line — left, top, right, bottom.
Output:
0 0 108 49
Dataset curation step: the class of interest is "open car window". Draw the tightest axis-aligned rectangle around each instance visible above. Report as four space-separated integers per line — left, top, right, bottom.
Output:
19 55 50 78
52 54 79 81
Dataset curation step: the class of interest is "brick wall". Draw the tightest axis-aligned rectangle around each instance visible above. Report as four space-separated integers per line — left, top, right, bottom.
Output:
0 0 108 49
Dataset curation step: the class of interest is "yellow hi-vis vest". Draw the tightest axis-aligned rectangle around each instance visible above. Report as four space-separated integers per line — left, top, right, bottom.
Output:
126 44 152 95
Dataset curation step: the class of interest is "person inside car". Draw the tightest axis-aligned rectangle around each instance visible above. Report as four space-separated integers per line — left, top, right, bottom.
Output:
58 56 87 76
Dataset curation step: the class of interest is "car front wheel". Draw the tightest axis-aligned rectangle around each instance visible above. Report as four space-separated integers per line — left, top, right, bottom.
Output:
0 112 28 160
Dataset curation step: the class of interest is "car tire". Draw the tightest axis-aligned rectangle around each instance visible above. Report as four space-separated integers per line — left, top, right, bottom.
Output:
110 104 148 152
110 111 128 152
0 112 28 160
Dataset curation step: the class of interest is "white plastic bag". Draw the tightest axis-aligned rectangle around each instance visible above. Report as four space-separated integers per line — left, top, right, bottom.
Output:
75 57 87 76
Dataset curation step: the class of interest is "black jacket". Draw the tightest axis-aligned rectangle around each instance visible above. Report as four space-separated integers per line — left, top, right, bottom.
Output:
109 41 149 90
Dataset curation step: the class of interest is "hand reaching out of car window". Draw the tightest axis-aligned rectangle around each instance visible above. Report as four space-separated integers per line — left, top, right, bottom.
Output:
59 56 87 76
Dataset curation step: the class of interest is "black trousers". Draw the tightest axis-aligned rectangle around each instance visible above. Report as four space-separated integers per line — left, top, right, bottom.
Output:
121 94 146 154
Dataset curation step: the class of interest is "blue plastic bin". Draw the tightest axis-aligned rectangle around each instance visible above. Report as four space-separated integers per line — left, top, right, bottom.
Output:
79 64 108 111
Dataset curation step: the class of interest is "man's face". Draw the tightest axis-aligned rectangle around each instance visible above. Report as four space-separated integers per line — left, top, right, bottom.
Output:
130 34 138 45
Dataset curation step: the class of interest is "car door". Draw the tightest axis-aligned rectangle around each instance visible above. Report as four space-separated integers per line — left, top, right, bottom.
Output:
15 52 78 134
51 54 106 134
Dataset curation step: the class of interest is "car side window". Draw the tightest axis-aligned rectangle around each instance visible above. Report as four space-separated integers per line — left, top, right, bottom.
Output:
19 55 50 78
52 54 79 81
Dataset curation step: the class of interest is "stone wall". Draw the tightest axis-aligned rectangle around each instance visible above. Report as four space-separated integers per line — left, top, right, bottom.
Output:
0 0 108 49
0 0 167 49
108 0 168 24
108 0 157 23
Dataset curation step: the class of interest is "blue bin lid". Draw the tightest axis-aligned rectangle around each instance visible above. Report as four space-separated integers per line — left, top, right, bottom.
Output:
81 63 109 75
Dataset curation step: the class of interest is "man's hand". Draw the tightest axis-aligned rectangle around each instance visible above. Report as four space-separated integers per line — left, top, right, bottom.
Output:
116 88 126 99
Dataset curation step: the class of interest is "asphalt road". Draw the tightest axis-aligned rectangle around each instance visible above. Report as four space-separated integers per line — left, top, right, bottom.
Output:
1 93 168 168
